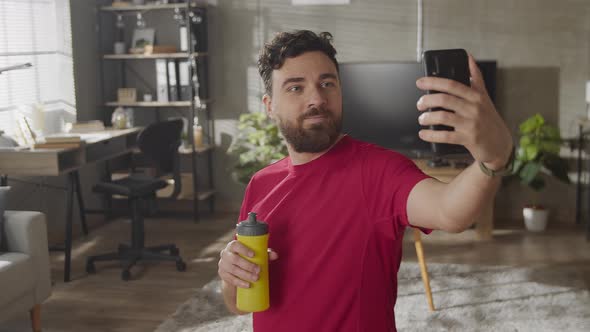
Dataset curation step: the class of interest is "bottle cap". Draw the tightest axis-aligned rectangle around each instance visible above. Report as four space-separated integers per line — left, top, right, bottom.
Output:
237 212 268 236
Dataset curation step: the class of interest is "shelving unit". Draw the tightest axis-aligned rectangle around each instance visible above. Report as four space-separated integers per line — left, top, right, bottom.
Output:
105 99 211 107
97 0 215 221
100 2 201 11
103 52 207 59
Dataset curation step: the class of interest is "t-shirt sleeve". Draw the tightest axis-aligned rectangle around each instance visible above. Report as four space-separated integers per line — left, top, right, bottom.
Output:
362 149 431 233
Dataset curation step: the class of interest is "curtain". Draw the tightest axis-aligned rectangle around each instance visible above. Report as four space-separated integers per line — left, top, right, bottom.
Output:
0 0 75 135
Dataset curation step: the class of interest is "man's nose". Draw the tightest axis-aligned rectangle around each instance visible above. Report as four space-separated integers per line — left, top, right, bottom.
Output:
307 86 327 109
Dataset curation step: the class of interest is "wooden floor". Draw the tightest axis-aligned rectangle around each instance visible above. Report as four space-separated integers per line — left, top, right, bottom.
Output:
2 215 590 332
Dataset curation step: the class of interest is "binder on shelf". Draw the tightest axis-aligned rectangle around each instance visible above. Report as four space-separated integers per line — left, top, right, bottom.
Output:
167 59 179 102
178 60 191 101
155 59 169 102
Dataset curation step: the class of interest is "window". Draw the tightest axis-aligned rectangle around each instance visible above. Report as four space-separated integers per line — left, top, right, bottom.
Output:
0 0 75 136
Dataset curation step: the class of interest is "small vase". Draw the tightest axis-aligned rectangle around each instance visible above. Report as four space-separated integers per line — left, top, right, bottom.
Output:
111 107 128 129
523 206 549 232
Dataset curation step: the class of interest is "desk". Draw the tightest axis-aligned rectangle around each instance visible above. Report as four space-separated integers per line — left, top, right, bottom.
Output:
0 128 140 282
413 159 495 240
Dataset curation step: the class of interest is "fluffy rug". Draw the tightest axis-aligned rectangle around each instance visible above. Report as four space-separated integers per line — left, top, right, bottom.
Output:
154 262 590 332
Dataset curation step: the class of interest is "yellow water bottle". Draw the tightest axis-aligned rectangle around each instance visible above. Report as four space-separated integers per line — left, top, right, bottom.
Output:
236 212 270 312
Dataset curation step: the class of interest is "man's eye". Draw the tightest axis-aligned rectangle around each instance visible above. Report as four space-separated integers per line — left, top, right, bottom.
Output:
321 81 335 88
288 86 301 92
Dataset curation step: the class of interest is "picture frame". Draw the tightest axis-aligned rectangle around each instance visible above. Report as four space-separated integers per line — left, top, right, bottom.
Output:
117 88 137 103
131 28 155 50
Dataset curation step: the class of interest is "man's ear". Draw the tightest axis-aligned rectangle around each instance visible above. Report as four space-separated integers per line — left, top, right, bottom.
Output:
262 94 275 120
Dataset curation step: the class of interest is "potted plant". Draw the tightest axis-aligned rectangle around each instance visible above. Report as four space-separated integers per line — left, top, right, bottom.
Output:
511 113 571 231
227 112 288 185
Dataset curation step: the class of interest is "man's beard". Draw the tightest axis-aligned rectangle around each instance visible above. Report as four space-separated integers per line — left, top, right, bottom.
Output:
276 107 342 153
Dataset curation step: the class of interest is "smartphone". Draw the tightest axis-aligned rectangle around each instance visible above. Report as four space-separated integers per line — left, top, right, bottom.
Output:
421 49 471 156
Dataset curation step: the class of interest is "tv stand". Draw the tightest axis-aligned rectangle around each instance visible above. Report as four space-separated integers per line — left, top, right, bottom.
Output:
427 157 450 168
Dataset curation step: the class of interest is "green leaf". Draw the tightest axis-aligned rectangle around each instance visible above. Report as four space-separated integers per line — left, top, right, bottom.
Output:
524 145 539 161
514 113 571 192
519 135 532 147
519 114 544 134
519 161 542 185
528 176 545 191
543 154 571 184
538 141 560 155
511 159 524 175
540 125 561 140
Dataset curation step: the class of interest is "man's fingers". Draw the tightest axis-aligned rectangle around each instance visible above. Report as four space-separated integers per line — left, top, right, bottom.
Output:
418 110 460 128
229 240 254 258
418 129 462 145
226 250 260 274
220 271 251 289
228 261 259 283
416 76 479 103
219 252 259 282
417 93 472 115
468 53 486 94
220 248 260 273
218 241 278 290
268 248 279 261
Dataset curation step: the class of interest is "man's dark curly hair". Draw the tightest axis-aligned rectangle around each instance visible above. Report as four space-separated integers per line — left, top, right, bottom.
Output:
258 30 339 96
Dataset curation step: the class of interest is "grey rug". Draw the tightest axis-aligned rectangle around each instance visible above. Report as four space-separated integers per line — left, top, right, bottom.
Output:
155 262 590 332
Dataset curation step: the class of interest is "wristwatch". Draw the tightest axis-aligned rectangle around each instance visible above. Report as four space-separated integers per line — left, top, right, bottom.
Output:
478 146 515 177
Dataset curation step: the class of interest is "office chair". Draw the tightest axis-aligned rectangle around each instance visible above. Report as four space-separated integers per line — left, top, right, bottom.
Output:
86 119 187 281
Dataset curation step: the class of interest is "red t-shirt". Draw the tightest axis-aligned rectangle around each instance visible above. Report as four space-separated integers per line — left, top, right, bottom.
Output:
238 135 431 332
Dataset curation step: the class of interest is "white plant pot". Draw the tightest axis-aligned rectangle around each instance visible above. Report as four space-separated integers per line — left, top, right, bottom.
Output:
523 207 549 232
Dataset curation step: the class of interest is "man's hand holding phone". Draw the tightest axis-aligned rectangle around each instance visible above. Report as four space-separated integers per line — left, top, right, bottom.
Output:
416 53 513 170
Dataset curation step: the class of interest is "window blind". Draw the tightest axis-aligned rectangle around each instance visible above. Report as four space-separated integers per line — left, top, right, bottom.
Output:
0 0 76 112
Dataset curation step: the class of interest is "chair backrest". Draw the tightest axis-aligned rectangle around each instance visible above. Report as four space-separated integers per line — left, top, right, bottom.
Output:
137 119 183 174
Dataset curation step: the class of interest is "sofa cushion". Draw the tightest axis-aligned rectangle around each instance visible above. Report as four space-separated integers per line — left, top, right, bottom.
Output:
0 252 35 305
0 186 9 251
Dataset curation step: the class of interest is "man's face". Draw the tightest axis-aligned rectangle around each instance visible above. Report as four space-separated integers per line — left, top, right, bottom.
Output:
263 51 342 153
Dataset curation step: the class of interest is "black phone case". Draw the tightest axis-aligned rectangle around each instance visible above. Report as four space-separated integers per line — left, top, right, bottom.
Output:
422 49 471 157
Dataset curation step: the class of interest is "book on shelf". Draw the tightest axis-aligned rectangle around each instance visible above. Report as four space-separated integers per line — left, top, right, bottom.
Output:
33 141 86 150
68 120 105 133
111 1 131 7
44 134 83 143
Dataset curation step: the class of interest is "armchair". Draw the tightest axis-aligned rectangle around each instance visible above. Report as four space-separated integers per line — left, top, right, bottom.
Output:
0 211 52 332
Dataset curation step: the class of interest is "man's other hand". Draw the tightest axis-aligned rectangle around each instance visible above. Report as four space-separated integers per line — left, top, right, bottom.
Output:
218 240 279 289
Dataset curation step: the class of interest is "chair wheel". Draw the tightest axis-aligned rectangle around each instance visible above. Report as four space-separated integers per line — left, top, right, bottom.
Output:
170 247 180 256
176 260 187 272
121 269 131 281
86 261 96 274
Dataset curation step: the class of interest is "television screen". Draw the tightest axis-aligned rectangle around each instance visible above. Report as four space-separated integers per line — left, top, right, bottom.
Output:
340 61 496 158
